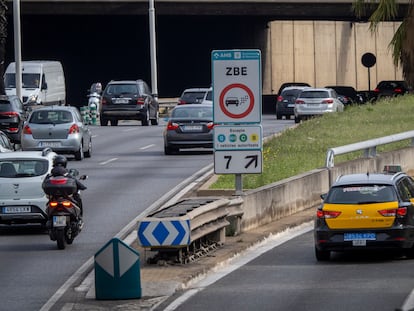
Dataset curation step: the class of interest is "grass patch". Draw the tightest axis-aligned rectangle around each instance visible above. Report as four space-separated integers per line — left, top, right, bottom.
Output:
210 95 414 190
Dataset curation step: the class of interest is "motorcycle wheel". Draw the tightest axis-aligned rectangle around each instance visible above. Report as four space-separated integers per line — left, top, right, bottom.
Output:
56 229 66 250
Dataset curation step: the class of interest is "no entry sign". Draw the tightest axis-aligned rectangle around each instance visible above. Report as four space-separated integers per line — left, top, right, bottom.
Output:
212 50 262 124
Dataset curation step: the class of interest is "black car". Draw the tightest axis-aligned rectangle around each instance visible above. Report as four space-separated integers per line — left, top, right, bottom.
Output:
277 82 311 96
373 80 410 99
100 80 159 126
324 85 363 105
276 86 309 119
0 94 25 144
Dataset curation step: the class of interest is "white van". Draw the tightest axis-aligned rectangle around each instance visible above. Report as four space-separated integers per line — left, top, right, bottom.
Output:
4 61 66 106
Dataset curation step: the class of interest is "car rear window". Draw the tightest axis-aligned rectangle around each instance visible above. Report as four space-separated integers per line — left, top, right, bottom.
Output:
325 185 397 204
30 110 73 124
0 159 48 178
172 107 212 118
300 91 329 98
181 92 206 103
105 84 139 95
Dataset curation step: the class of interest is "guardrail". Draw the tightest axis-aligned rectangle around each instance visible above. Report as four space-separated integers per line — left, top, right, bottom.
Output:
325 130 414 168
137 197 243 264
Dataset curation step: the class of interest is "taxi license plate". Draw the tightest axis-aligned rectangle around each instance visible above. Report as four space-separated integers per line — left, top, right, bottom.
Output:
344 233 376 246
53 216 66 227
3 206 31 213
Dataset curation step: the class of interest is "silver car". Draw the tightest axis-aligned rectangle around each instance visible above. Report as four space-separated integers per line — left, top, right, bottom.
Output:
294 88 344 123
21 106 92 160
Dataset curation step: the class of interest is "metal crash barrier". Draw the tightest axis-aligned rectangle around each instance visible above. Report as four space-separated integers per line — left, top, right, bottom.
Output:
137 197 243 264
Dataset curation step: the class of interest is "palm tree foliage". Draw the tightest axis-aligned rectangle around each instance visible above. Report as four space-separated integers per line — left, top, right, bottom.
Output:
353 0 414 88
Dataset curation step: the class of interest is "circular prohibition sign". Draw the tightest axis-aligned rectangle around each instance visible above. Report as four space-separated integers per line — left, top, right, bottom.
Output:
219 83 255 119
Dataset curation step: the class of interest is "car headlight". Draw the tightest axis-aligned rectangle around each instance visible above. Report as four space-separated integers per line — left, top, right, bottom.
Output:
27 95 40 104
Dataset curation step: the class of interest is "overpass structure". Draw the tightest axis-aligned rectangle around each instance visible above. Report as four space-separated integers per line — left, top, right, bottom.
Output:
3 0 410 104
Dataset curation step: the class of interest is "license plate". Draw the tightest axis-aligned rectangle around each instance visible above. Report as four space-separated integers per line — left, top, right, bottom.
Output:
114 98 129 104
53 215 66 227
344 233 376 241
183 125 202 131
3 206 31 213
288 104 295 107
40 141 60 147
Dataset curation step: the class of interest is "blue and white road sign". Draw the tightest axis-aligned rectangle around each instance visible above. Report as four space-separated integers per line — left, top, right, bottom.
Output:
138 219 191 247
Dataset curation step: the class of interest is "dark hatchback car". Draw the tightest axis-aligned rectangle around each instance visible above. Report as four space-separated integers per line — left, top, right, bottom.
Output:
276 86 309 120
314 170 414 261
324 85 362 106
277 82 311 97
163 104 213 155
0 94 25 144
373 80 410 99
100 80 159 126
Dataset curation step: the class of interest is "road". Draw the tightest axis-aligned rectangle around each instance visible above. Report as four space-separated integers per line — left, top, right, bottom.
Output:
0 114 291 311
163 227 414 311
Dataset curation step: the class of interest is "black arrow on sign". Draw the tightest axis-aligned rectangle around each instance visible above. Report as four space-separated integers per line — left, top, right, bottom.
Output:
245 155 258 169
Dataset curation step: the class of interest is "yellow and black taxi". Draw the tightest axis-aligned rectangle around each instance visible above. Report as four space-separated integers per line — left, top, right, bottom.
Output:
314 169 414 261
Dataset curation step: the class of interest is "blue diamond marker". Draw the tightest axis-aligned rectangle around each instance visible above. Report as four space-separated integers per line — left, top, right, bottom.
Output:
153 222 169 244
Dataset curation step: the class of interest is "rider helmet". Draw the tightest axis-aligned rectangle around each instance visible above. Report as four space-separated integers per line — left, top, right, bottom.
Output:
53 155 67 168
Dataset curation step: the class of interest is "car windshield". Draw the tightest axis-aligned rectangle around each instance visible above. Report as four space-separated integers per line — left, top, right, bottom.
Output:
0 159 48 178
29 110 73 124
300 91 329 98
325 185 397 204
4 73 40 89
105 84 139 95
172 107 212 119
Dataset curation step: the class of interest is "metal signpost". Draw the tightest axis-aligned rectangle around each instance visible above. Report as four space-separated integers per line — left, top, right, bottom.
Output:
212 49 262 194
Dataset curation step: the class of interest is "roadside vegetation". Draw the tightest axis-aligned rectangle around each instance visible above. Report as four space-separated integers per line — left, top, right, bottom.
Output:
211 95 414 190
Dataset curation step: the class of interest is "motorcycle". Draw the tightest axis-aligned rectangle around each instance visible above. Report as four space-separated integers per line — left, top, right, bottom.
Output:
43 169 87 250
87 82 102 117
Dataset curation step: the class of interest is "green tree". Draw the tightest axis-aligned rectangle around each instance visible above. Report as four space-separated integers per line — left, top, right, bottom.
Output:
0 0 6 95
353 0 414 88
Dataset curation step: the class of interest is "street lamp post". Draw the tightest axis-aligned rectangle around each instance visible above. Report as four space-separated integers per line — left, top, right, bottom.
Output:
13 0 22 101
148 0 158 100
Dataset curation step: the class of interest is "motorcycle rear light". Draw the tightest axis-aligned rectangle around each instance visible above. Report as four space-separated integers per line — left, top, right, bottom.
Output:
23 124 32 134
50 178 68 184
317 210 341 219
50 201 58 208
167 121 179 130
62 201 72 208
68 124 79 134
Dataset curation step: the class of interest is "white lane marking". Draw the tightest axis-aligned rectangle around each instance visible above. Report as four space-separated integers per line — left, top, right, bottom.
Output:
399 288 414 311
163 222 314 311
140 144 155 150
99 158 118 165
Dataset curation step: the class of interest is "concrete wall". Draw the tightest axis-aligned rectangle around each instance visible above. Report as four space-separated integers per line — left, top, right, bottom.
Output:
265 21 403 94
237 147 414 232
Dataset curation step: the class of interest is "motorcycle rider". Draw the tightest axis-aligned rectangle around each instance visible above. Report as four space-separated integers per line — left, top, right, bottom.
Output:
47 155 87 216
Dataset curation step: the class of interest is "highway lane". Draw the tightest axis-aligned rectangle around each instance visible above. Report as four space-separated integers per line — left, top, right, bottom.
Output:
0 115 292 311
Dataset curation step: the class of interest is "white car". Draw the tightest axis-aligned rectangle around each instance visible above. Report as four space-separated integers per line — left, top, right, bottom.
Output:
178 87 210 105
294 87 344 123
0 148 57 226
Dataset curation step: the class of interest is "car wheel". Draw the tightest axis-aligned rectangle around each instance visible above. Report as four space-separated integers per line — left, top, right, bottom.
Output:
74 143 84 161
294 116 301 124
142 110 149 126
315 247 330 261
151 110 159 125
84 138 92 158
276 113 282 120
100 116 108 126
164 145 178 155
110 119 118 126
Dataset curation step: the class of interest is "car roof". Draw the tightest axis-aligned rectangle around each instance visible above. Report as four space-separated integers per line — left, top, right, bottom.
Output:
0 148 56 160
107 80 144 85
173 103 212 109
332 172 404 187
181 88 210 93
281 86 310 92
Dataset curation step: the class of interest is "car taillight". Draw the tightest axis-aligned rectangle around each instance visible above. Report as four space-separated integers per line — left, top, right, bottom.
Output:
295 99 305 105
207 122 214 130
23 124 32 134
101 98 107 105
322 99 334 104
135 97 145 105
167 121 179 130
277 95 283 102
317 210 341 219
68 124 79 134
374 88 380 93
394 88 403 93
178 100 186 105
378 207 407 217
6 127 19 133
0 111 18 117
